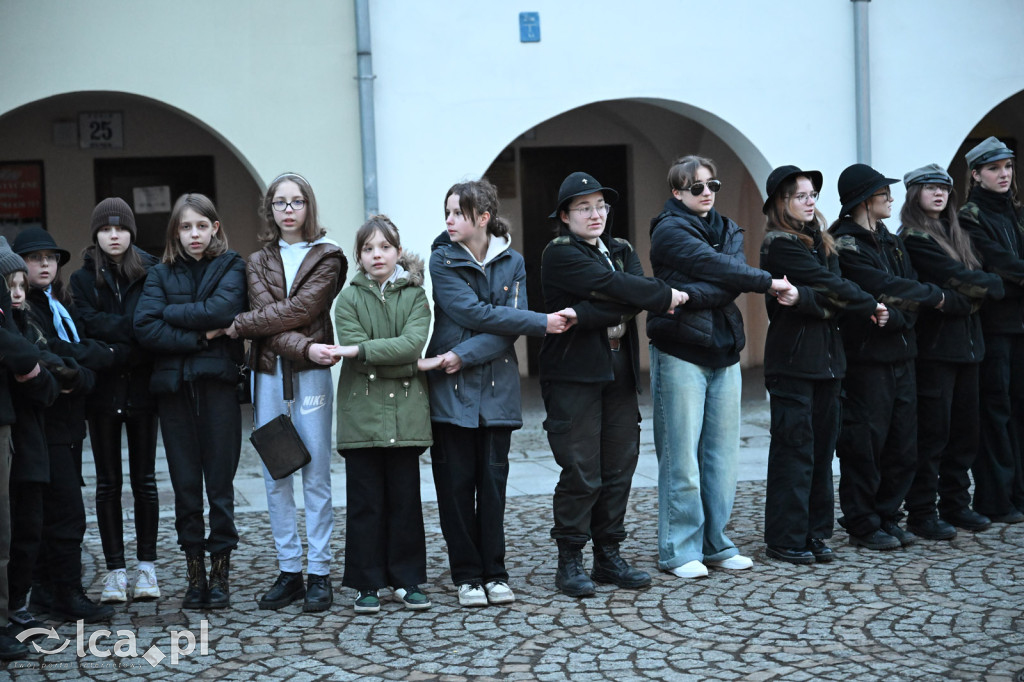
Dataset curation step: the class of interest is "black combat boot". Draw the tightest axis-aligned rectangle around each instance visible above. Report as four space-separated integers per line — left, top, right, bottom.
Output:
591 542 652 588
207 550 231 609
182 547 208 610
555 540 596 597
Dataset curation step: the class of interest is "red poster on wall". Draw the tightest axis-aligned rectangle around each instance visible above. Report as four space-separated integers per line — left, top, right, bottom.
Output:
0 161 45 222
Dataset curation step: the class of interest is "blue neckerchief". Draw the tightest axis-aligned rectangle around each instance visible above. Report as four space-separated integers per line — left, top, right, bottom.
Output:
45 285 80 342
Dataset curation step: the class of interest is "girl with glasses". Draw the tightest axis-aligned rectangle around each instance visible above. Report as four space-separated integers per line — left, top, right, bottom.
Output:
760 166 883 565
957 137 1024 525
898 164 1003 539
648 155 798 580
227 173 347 612
134 194 247 610
829 164 950 551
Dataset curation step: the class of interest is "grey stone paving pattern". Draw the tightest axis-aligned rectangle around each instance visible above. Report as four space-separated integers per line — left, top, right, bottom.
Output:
5 480 1024 681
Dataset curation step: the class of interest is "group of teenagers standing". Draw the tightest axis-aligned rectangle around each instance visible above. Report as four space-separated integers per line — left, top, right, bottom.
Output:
0 135 1021 656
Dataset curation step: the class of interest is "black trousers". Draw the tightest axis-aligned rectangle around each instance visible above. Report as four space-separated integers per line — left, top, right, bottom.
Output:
8 481 45 608
431 423 512 585
0 425 10 626
543 348 640 546
764 375 841 549
37 441 87 586
89 410 160 569
905 361 979 518
158 380 240 554
837 361 918 536
342 447 427 591
974 334 1024 516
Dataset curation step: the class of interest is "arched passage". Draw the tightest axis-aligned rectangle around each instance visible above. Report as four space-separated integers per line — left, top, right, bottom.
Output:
481 98 772 374
947 88 1024 195
0 91 264 261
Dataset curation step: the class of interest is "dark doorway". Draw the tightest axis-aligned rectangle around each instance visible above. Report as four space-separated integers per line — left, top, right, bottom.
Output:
518 145 630 374
94 156 216 256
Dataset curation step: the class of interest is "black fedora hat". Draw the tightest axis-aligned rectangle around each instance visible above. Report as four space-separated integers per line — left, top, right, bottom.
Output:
549 171 619 219
12 226 71 265
762 165 823 214
838 163 898 217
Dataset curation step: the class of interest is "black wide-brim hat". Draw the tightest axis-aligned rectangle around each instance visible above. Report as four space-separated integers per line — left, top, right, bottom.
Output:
838 163 899 217
12 226 71 265
762 165 823 214
549 171 619 218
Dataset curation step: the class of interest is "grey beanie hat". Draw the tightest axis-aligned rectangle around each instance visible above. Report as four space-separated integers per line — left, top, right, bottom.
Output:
965 136 1014 169
903 163 953 188
0 236 28 278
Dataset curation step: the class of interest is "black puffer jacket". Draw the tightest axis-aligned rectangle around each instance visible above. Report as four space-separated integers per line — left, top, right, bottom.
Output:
134 251 247 393
830 218 945 364
70 246 159 414
10 308 60 482
900 222 1004 364
958 186 1024 334
760 225 877 380
539 229 672 386
648 198 771 367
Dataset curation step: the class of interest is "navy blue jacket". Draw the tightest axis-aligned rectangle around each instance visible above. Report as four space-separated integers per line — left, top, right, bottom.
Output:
426 231 547 429
648 198 771 367
134 251 247 394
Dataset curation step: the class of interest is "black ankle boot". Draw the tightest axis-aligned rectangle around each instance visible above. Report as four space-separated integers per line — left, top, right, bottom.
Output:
591 543 652 589
555 540 595 597
182 547 208 610
207 550 231 609
50 584 114 623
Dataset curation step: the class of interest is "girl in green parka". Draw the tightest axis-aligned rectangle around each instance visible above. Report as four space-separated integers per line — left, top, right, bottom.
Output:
333 215 437 614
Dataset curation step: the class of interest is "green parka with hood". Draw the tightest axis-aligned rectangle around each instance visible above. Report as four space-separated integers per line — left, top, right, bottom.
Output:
334 253 433 451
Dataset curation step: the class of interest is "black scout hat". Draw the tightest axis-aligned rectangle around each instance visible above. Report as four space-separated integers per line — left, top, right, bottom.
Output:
837 163 899 217
965 136 1014 170
762 165 823 214
12 226 71 265
549 172 619 219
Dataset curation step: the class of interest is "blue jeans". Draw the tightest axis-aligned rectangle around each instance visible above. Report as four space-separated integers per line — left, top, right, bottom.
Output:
651 348 740 569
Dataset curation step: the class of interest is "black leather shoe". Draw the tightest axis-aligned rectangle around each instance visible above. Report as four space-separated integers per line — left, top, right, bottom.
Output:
848 529 900 550
765 546 814 564
591 543 652 589
303 574 333 613
258 571 306 610
50 585 114 623
881 521 917 547
29 582 53 612
988 509 1024 524
805 539 835 563
907 514 957 541
0 628 28 661
941 508 992 531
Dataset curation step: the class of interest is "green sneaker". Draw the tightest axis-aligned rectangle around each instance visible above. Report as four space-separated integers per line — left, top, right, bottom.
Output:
393 586 431 610
353 589 380 614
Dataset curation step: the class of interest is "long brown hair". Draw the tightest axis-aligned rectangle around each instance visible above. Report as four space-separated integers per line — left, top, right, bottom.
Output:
162 193 229 264
82 241 148 288
445 179 510 238
900 184 980 269
765 175 835 257
969 159 1021 208
258 172 327 245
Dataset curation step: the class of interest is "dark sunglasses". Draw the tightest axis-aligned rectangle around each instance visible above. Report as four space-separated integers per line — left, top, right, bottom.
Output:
681 180 722 196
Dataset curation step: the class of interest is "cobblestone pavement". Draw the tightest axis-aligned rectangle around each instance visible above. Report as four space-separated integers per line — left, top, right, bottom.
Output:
4 378 1024 680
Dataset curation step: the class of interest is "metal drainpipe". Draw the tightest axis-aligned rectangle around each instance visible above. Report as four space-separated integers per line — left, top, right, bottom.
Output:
852 0 871 165
355 0 378 216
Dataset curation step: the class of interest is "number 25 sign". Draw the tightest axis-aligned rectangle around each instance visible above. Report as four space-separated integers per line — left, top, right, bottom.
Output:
79 111 124 149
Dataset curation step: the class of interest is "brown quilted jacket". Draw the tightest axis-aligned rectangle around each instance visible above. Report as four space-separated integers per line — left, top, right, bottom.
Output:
234 241 348 373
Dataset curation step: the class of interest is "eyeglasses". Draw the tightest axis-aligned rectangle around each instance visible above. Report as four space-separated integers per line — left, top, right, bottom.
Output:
568 204 610 217
922 184 951 194
681 180 722 196
25 252 61 265
871 190 894 202
789 191 819 204
271 199 306 212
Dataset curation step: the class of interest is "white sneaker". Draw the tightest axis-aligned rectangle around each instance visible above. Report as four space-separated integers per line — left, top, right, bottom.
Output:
101 569 129 603
706 554 754 570
483 581 515 605
669 560 708 579
133 565 161 600
458 583 488 607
